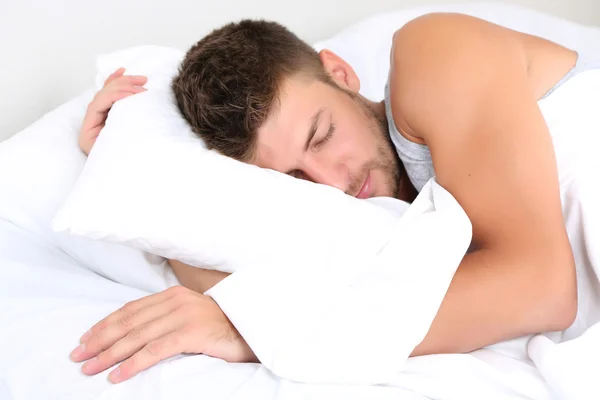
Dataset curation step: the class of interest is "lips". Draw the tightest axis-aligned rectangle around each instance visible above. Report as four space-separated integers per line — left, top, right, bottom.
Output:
356 173 371 199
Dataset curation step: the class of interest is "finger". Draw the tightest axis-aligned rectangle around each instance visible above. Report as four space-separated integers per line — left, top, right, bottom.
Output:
80 313 180 376
91 88 145 113
71 297 177 363
107 90 142 105
131 85 148 93
109 86 148 99
104 67 126 86
76 288 179 345
108 332 186 384
111 75 148 87
81 125 103 143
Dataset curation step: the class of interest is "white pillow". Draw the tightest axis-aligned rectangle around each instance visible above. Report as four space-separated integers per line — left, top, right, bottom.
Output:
0 84 177 294
53 45 416 275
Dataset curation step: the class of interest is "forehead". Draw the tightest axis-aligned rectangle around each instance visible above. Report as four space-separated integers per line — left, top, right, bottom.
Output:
255 77 333 171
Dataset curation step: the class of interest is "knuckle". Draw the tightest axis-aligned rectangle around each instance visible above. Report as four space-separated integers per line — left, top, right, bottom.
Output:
103 80 116 89
97 347 115 364
120 358 137 377
117 312 135 328
87 330 106 349
169 285 189 299
110 88 126 99
126 326 144 341
145 340 163 357
169 285 186 293
120 301 135 314
115 78 131 88
95 320 109 332
146 334 182 358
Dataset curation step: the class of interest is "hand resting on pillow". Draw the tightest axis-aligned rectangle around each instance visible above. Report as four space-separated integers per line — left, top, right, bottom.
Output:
79 67 147 155
73 68 254 384
78 66 230 291
77 66 231 294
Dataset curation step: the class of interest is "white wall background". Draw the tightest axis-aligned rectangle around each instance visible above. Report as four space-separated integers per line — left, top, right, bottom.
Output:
1 0 599 142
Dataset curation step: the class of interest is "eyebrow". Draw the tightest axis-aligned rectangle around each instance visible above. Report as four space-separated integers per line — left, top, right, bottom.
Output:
304 108 324 152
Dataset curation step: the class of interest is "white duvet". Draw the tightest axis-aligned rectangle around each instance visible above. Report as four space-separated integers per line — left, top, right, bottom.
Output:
0 196 550 400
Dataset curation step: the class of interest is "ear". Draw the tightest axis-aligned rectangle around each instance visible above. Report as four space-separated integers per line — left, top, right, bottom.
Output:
319 49 361 93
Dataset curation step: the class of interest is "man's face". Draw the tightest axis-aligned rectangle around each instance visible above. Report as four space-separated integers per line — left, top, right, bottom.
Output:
254 76 401 199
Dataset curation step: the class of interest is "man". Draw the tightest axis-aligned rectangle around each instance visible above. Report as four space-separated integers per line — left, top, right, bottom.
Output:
73 13 600 384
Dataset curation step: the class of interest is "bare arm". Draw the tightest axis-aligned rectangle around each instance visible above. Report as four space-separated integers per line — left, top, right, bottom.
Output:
168 259 230 294
389 13 577 355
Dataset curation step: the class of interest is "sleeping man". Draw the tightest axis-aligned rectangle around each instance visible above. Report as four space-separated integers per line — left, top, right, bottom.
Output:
72 13 600 384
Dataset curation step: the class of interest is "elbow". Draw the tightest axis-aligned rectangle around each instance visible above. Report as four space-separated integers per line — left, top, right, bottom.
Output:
548 284 577 332
542 254 578 332
546 288 577 332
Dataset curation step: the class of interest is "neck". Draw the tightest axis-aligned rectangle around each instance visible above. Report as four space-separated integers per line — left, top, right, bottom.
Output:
371 100 417 203
396 162 418 203
372 100 387 122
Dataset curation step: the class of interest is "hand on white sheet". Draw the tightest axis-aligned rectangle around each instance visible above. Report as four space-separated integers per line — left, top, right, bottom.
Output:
69 285 258 383
79 67 148 155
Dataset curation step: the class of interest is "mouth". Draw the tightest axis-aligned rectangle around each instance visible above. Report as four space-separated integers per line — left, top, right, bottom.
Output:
355 173 372 199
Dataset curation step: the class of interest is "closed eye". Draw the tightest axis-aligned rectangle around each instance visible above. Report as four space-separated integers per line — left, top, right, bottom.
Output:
314 122 335 150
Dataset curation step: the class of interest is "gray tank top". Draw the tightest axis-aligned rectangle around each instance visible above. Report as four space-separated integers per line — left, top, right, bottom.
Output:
384 53 600 192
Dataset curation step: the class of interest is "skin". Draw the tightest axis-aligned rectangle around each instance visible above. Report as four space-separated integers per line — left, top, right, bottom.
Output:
79 67 147 155
74 13 578 383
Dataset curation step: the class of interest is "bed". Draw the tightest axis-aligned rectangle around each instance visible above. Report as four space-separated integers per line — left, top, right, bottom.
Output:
2 2 600 399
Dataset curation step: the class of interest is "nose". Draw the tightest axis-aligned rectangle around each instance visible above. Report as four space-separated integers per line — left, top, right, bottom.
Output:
302 157 349 193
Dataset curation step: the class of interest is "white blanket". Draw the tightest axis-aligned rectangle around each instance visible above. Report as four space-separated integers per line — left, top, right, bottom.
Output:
0 204 555 400
0 219 432 400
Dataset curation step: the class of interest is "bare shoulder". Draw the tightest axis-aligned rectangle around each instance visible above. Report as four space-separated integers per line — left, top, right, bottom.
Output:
388 13 577 141
390 12 523 71
394 12 512 37
388 13 527 141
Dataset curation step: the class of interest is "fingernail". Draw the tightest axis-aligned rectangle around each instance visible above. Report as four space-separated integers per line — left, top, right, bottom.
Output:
82 357 98 373
108 367 121 383
80 330 92 342
70 344 86 360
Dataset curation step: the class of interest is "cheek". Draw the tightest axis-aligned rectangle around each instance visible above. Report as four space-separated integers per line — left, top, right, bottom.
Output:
331 128 363 165
342 125 377 166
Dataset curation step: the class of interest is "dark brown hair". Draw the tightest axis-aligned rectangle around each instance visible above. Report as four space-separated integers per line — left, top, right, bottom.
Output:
172 19 332 162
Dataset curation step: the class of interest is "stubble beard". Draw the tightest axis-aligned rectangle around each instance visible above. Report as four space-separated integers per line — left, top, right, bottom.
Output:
350 95 403 199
